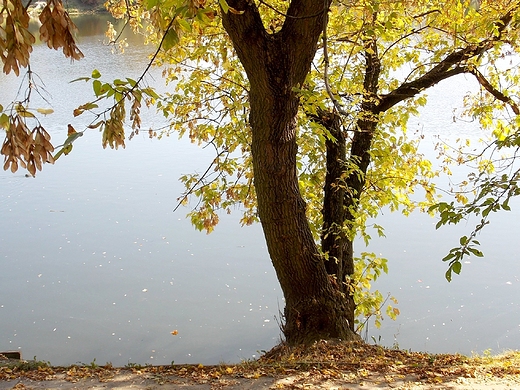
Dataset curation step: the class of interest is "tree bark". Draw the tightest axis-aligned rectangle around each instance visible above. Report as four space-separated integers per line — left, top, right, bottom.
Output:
221 0 358 344
317 108 356 331
317 34 381 333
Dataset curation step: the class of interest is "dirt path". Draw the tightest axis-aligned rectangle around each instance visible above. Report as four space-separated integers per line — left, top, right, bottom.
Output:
1 369 520 389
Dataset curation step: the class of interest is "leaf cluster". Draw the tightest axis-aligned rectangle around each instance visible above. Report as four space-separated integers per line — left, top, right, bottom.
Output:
430 164 520 280
69 69 159 151
0 104 54 175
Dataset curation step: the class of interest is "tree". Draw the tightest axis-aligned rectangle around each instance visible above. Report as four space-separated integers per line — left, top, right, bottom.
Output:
2 0 520 346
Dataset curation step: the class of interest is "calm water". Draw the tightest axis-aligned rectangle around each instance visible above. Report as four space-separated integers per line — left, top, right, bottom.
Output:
1 15 519 365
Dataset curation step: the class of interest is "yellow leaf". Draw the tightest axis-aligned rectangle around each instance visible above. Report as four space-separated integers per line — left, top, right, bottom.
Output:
36 108 54 115
15 104 34 117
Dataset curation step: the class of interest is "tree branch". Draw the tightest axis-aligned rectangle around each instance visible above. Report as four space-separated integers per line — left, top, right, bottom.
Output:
376 65 467 113
322 5 348 117
220 0 269 79
470 68 520 115
221 0 331 90
376 6 517 114
280 0 331 85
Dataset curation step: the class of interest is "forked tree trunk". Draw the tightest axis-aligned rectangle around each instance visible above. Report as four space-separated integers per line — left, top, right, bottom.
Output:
250 91 355 343
221 0 358 344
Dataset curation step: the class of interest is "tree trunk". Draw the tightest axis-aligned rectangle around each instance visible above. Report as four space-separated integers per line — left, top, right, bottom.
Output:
221 0 358 344
316 108 356 331
317 35 381 332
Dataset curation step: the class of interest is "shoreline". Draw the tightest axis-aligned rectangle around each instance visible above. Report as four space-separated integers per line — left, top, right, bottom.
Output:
2 342 519 389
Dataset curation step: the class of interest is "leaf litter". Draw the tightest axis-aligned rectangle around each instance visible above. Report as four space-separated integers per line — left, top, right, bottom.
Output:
1 341 520 388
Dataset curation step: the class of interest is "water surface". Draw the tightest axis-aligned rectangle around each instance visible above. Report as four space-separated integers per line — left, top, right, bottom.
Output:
0 14 519 365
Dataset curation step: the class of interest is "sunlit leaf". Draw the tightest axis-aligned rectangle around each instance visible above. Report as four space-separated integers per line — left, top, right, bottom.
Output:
70 76 91 83
36 108 54 115
53 144 73 160
15 104 34 118
219 0 229 14
0 113 9 129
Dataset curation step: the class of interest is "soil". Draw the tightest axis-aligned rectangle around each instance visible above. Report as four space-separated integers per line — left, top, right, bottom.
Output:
1 342 519 389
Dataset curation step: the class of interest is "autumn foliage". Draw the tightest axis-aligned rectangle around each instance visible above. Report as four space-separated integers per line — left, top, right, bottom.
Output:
0 0 82 175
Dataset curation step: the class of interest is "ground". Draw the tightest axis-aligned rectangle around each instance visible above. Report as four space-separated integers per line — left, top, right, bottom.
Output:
1 341 520 389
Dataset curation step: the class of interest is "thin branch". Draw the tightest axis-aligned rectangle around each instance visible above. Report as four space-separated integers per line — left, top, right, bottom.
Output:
172 148 229 213
321 3 349 117
106 18 130 45
81 16 176 130
412 9 441 19
469 68 520 115
380 25 430 59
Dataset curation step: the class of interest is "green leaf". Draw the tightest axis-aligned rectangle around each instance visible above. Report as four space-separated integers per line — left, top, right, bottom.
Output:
93 79 102 96
142 87 159 99
445 268 452 282
91 69 102 79
0 113 9 129
452 261 462 275
467 247 484 257
219 0 229 13
15 105 35 117
145 0 159 9
53 144 73 160
441 251 456 262
163 29 179 51
482 206 492 217
177 18 192 33
104 84 115 97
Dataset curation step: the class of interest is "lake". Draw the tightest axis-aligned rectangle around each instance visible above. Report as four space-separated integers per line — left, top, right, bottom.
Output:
0 14 519 366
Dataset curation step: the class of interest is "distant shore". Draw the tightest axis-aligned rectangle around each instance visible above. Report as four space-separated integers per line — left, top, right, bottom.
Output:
27 0 107 18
